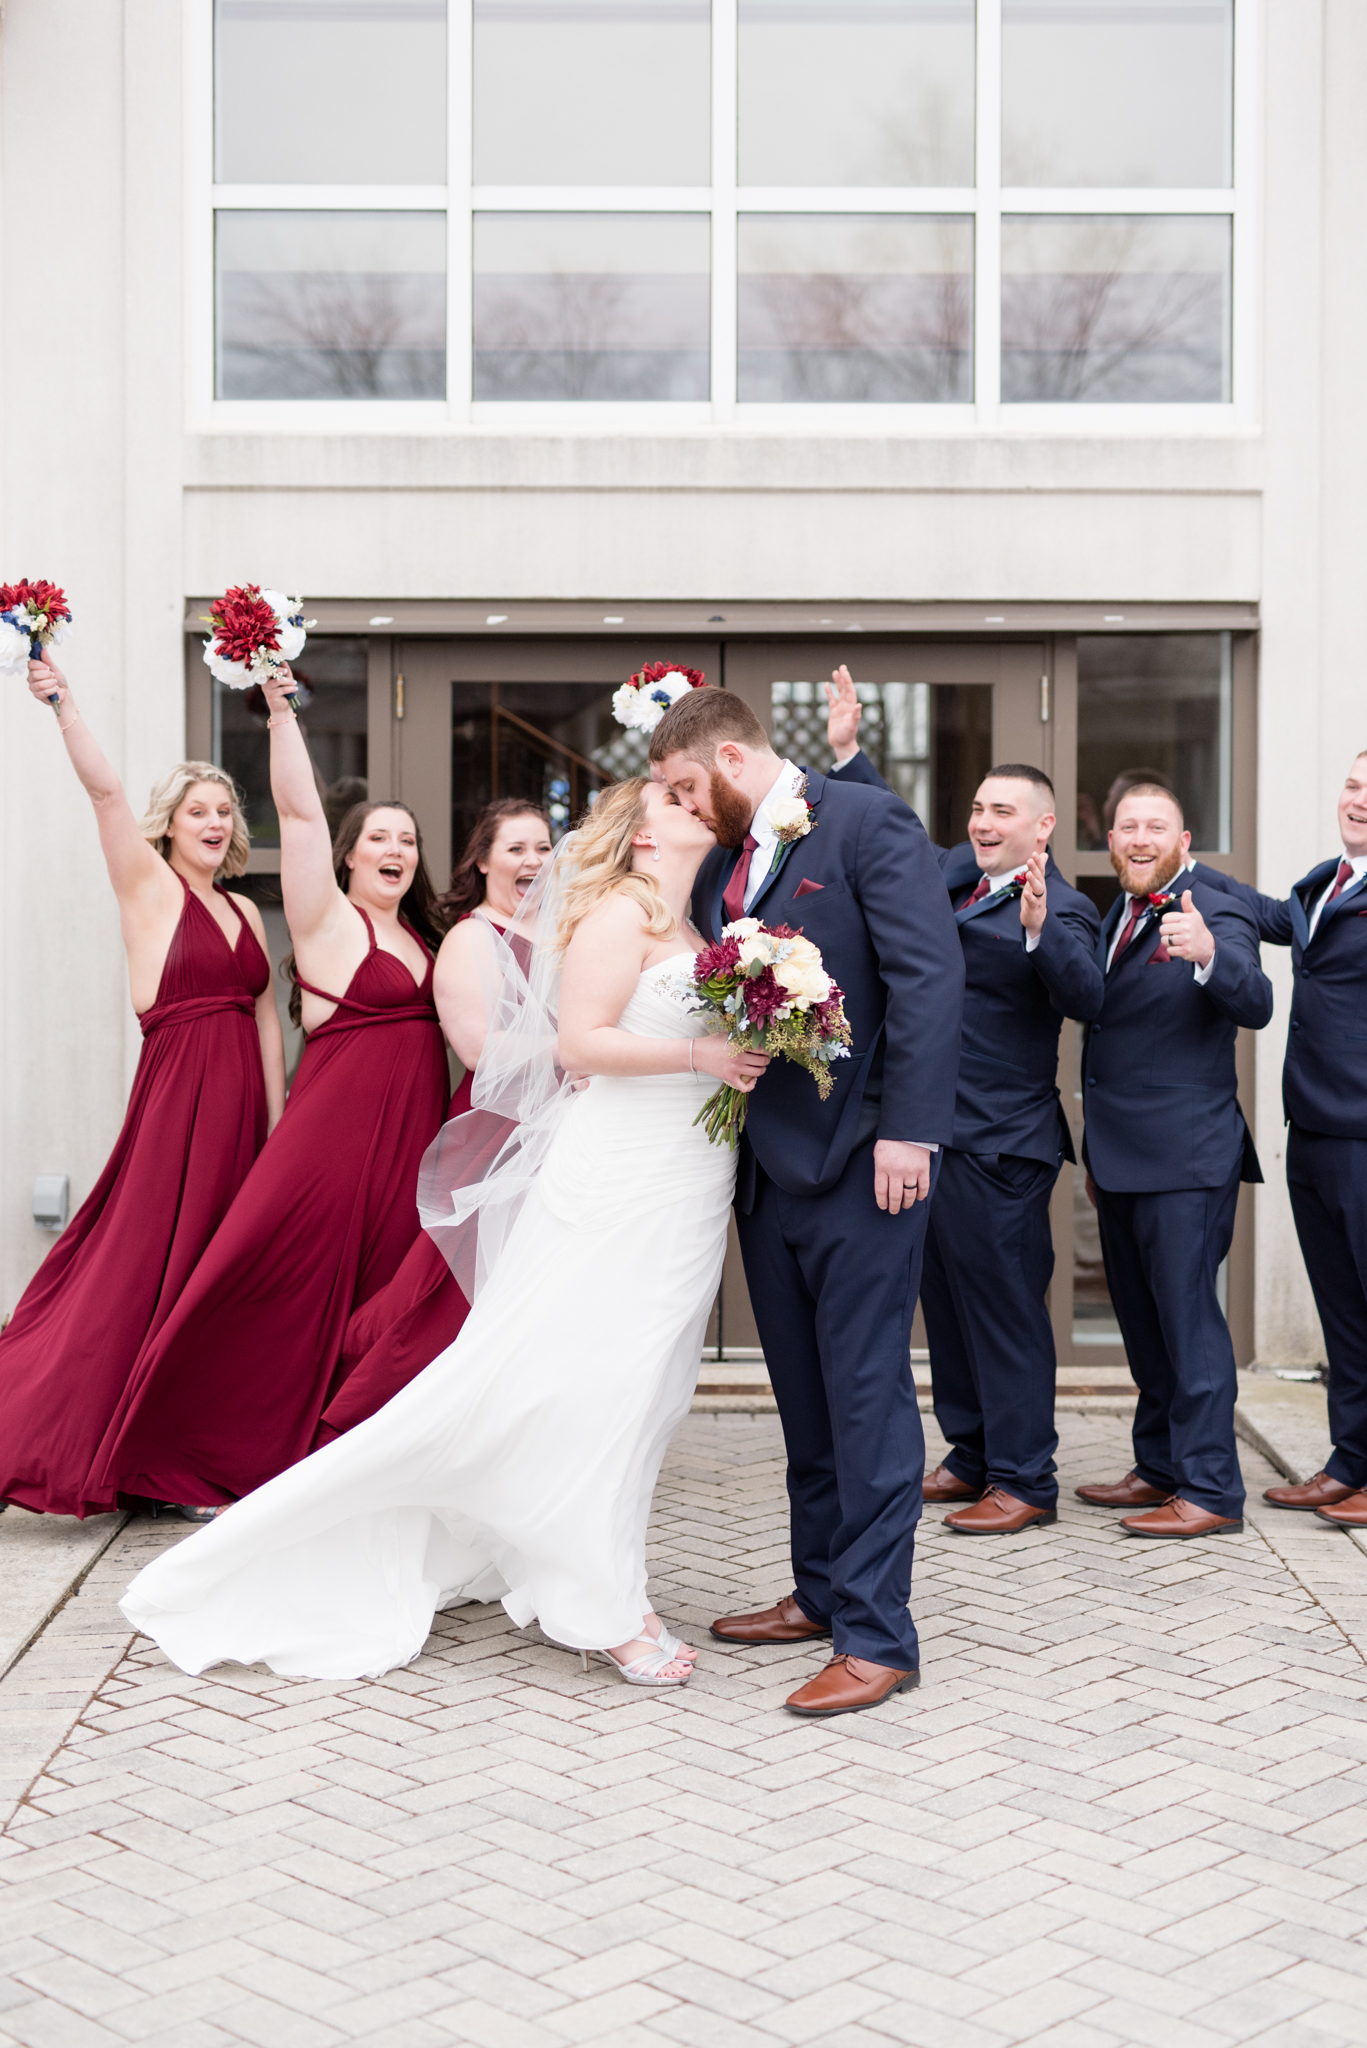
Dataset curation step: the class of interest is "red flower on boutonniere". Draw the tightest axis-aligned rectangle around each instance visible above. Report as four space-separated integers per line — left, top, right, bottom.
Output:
1145 888 1180 963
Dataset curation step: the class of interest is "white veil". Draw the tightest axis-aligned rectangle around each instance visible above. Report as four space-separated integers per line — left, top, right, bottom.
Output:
416 831 581 1300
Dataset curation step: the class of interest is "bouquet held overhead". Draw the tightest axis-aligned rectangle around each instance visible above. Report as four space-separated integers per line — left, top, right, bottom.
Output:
203 585 316 712
0 580 73 707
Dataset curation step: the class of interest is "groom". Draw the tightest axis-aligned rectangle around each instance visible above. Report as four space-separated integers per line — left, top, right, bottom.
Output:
651 689 963 1716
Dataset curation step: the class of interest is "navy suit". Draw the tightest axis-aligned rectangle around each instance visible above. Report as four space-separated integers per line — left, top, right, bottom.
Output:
1084 884 1272 1516
1217 859 1367 1488
695 767 964 1667
829 753 1104 1507
921 847 1104 1509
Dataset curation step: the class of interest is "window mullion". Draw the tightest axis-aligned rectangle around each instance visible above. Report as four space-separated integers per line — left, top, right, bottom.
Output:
975 0 1002 418
448 0 474 417
712 0 738 418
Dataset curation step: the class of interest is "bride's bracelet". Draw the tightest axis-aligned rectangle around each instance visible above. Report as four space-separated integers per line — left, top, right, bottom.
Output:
688 1041 695 1075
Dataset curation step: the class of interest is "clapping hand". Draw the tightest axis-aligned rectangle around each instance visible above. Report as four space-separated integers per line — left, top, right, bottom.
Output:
1020 851 1048 940
1159 889 1215 968
823 665 863 763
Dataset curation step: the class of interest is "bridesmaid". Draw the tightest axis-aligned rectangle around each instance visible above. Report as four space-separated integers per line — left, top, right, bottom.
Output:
94 665 449 1509
314 799 552 1441
0 656 283 1519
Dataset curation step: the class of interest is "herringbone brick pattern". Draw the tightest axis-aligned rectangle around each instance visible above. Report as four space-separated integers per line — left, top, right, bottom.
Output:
2 1412 1366 2048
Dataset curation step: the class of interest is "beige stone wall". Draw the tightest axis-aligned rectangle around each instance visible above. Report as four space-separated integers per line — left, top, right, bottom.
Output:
4 0 1364 1370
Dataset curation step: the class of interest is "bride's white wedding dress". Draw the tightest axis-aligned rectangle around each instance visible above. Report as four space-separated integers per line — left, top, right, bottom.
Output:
120 957 733 1680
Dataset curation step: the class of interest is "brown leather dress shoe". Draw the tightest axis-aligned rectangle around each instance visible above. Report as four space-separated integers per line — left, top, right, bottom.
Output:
1121 1496 1243 1539
1264 1470 1358 1511
1314 1489 1367 1526
710 1593 832 1645
944 1486 1058 1534
785 1654 919 1718
923 1462 981 1504
1076 1470 1170 1508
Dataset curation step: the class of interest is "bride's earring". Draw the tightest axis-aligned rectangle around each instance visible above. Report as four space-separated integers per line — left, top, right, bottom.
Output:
652 842 661 861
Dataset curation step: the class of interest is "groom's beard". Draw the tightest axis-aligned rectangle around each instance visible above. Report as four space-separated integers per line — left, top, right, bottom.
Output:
707 768 756 850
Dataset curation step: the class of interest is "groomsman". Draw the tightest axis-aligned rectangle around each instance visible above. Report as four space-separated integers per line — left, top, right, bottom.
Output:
1222 754 1367 1527
1076 784 1272 1536
827 694 1103 1532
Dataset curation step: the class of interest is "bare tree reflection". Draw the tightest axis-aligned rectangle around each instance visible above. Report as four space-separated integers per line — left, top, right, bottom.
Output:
230 271 444 397
1002 219 1227 402
476 272 630 398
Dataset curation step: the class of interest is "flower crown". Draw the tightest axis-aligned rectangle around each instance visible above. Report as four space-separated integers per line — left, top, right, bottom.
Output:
611 661 707 733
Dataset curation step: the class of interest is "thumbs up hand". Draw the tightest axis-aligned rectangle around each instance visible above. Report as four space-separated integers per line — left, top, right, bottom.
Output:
1159 887 1216 968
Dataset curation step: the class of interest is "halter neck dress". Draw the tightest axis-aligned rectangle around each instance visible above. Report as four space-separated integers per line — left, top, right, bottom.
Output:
94 906 448 1507
0 877 270 1517
314 910 522 1443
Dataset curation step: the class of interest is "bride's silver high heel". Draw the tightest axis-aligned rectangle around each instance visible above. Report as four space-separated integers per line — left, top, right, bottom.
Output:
581 1638 693 1687
643 1612 696 1665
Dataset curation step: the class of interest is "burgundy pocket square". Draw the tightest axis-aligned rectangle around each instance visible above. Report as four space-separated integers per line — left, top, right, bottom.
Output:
793 878 825 897
1147 942 1172 964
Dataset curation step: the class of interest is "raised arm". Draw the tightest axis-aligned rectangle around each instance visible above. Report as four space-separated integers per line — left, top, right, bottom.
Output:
259 667 346 946
28 657 178 921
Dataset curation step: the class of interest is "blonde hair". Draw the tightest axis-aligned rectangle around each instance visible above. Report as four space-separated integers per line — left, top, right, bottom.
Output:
140 762 251 879
556 778 677 952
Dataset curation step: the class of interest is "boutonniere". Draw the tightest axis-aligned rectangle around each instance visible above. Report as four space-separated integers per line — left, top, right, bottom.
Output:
767 777 816 847
1143 889 1179 962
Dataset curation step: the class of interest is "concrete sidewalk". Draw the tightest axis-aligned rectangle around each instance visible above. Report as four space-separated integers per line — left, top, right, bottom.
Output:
1 1398 1366 2048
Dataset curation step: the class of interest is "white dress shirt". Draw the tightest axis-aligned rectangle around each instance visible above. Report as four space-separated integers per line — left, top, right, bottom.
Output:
743 759 806 911
1309 851 1367 936
1106 858 1214 983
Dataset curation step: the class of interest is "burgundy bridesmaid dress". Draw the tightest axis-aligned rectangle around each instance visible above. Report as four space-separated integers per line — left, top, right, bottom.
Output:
311 913 527 1443
0 880 269 1517
93 908 448 1507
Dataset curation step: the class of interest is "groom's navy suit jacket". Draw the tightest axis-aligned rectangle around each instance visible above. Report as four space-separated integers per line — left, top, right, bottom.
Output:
693 767 964 1202
1214 861 1367 1138
827 752 1104 1165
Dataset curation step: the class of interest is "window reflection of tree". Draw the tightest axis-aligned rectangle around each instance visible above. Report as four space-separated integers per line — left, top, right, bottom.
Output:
235 271 440 397
750 220 970 402
477 273 631 398
1003 220 1224 402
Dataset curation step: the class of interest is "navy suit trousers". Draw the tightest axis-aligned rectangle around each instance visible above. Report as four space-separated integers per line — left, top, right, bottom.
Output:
920 1149 1061 1509
735 1142 934 1668
1287 1125 1367 1487
1094 1161 1245 1518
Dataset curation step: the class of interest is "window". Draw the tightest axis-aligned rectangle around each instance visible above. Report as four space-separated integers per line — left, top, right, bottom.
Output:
1075 633 1233 853
204 0 1247 416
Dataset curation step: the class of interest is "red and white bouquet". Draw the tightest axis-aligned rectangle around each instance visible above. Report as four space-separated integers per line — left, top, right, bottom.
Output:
681 917 852 1149
203 585 315 711
0 580 73 704
611 660 707 733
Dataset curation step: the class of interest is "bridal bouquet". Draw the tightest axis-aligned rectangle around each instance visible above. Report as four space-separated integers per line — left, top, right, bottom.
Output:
0 580 73 705
680 918 851 1148
611 661 707 733
203 585 315 712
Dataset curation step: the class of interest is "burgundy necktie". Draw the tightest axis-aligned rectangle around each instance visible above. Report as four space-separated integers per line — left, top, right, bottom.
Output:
962 875 991 908
722 833 760 925
1326 858 1355 906
1111 893 1152 964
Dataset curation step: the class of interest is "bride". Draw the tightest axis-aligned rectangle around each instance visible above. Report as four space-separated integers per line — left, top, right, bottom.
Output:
120 777 768 1688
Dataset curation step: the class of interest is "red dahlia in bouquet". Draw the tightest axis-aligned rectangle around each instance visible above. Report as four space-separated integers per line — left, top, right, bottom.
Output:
679 918 852 1149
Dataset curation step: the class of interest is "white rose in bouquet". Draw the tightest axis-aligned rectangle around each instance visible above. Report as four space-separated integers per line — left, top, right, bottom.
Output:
774 936 832 1008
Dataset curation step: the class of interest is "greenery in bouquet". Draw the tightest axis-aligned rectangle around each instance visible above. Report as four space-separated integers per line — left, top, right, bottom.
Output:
683 918 852 1148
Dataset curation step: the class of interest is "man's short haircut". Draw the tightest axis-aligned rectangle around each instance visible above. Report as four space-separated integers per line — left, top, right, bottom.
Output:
648 688 771 765
982 762 1055 800
1113 780 1184 824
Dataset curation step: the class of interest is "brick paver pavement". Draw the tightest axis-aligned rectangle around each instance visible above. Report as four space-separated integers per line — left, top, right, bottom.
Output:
2 1410 1366 2048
